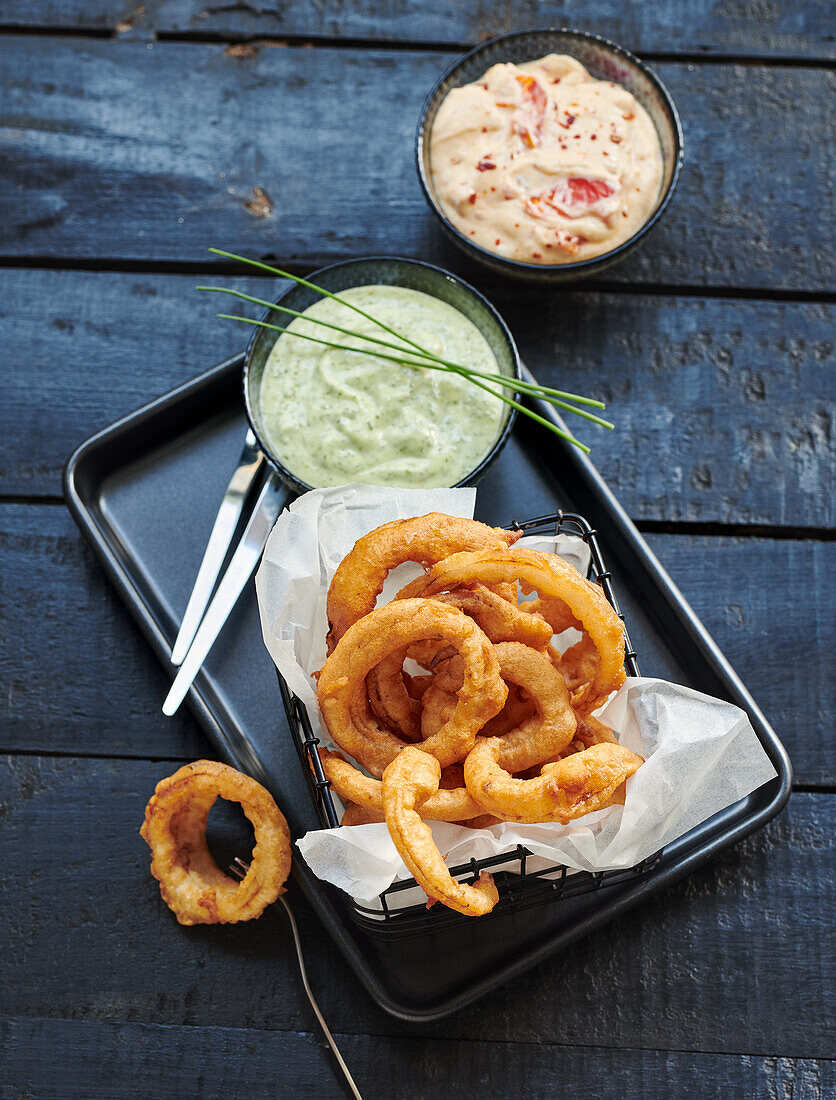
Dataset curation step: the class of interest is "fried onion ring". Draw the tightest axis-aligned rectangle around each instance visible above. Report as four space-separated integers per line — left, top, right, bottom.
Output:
395 583 553 649
574 711 619 747
317 598 507 776
464 738 643 824
480 684 537 739
369 584 552 739
381 747 500 916
140 760 291 925
320 748 484 821
340 803 386 826
421 642 576 771
523 596 582 634
367 648 423 740
410 548 626 711
325 514 519 652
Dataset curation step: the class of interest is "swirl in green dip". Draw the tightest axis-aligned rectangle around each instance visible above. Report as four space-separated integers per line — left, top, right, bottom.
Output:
258 285 507 488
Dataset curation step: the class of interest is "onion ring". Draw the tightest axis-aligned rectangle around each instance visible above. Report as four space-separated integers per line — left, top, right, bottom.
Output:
419 681 458 740
325 514 519 652
421 642 577 772
367 648 423 740
340 803 385 826
317 598 507 776
369 584 552 738
406 672 433 699
381 747 500 916
464 737 643 824
320 748 483 821
460 814 504 829
574 711 619 748
394 583 553 649
140 760 291 925
480 684 537 739
409 548 626 711
523 596 582 634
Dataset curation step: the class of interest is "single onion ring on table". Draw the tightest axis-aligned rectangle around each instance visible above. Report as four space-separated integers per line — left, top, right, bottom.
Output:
317 598 507 777
140 760 291 925
464 738 643 824
368 584 552 738
325 514 520 652
319 748 484 821
421 642 577 772
409 548 626 712
381 747 500 916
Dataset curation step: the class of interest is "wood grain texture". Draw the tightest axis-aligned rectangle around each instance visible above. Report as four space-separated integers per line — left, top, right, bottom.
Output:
0 0 832 60
2 269 833 526
2 1017 834 1100
0 503 209 761
0 754 831 1057
0 39 832 290
1 502 832 782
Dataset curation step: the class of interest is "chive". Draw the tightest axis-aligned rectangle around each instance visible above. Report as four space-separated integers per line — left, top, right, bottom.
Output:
205 248 613 451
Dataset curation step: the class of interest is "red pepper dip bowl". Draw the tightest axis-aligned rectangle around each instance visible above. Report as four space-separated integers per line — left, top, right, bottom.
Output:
416 28 683 283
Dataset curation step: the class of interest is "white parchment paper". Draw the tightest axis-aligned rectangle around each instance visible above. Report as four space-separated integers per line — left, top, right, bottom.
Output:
255 484 777 907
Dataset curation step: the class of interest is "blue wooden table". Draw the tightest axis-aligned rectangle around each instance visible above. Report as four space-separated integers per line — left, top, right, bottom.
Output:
0 5 833 1097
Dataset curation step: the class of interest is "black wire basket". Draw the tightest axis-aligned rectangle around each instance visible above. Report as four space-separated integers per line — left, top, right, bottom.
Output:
281 510 659 941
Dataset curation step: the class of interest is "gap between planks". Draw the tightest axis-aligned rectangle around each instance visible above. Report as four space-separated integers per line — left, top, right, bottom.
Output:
0 22 833 67
3 496 832 542
1 746 834 794
5 1013 836 1065
0 257 834 306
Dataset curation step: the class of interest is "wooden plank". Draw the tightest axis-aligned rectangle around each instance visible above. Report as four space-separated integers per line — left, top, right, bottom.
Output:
0 754 832 1056
0 0 832 60
1 503 833 783
2 269 833 528
0 40 832 291
1 1018 834 1100
0 503 209 761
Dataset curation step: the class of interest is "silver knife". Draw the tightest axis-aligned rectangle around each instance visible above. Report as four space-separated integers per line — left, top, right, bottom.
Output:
170 430 264 665
163 472 286 717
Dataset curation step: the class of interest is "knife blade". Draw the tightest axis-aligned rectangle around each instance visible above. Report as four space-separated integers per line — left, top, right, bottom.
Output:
163 472 286 717
170 430 265 665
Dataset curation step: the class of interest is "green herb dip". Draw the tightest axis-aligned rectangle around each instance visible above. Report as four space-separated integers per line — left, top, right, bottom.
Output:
258 285 507 488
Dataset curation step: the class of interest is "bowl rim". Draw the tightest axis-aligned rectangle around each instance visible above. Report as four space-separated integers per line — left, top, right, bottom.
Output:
242 254 522 494
415 26 685 275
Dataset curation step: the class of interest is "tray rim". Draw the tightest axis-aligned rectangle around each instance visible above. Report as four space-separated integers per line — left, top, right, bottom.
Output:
63 353 793 1023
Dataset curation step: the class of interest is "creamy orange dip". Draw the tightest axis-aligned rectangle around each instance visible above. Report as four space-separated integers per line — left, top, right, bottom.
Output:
429 53 664 264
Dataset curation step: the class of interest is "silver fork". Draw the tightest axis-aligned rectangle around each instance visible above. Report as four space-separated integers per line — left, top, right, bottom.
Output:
229 858 364 1100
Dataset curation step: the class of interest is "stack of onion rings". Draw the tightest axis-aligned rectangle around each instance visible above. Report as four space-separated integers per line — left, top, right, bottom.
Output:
318 597 508 776
314 516 638 917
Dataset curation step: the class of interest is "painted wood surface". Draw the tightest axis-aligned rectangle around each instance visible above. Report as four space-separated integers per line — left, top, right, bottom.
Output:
1 503 831 785
1 0 833 60
0 754 832 1058
2 1016 834 1100
0 39 833 291
0 8 832 1094
3 269 833 527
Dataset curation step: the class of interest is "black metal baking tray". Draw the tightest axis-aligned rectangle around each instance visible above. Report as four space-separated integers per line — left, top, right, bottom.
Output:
64 353 792 1022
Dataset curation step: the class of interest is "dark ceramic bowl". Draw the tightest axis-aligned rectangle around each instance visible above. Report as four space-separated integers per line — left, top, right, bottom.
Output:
243 256 521 494
416 28 684 283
